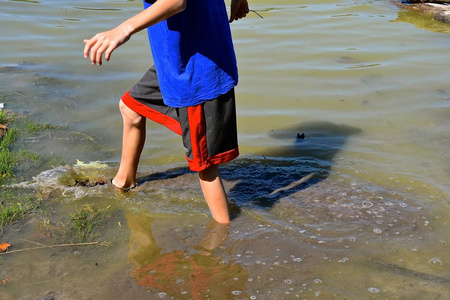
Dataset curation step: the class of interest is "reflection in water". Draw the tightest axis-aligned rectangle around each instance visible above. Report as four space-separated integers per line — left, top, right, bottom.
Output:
127 213 248 299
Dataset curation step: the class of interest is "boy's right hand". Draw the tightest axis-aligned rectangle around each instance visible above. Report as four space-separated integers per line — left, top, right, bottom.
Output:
83 24 132 66
230 0 249 23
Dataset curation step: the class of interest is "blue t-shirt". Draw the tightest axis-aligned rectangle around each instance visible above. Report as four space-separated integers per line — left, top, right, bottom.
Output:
143 0 238 107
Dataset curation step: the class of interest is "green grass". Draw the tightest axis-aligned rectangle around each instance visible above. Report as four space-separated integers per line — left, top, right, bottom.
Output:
0 110 43 226
0 110 9 124
69 204 110 242
23 119 56 133
0 126 18 183
0 110 44 184
0 190 41 227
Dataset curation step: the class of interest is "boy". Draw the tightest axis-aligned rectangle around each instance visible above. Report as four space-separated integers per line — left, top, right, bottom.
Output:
83 0 249 224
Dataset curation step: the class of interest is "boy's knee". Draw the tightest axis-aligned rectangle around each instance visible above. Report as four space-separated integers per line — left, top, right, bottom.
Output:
119 100 144 126
198 165 219 182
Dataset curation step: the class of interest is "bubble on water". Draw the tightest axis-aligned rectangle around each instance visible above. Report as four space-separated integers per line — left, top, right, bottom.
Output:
315 291 321 296
411 247 418 252
348 236 357 243
176 278 185 285
246 250 253 255
250 296 257 300
313 279 322 284
284 279 293 284
368 287 380 294
338 258 349 263
362 201 373 208
158 292 167 298
385 201 394 206
232 291 242 296
293 257 302 262
399 202 408 208
373 228 382 234
181 290 188 295
424 220 429 226
429 257 443 266
248 278 253 282
274 262 280 265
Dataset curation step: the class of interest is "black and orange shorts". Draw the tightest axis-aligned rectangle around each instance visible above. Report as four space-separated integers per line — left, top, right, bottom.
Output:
121 66 239 172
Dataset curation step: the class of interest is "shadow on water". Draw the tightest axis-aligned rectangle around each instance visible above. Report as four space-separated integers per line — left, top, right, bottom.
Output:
138 121 361 212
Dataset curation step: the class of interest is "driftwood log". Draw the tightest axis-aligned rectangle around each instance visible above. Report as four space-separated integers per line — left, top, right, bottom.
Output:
392 0 450 23
407 0 449 4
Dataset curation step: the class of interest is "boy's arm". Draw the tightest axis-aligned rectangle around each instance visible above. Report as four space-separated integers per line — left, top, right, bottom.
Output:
229 0 249 23
83 0 186 66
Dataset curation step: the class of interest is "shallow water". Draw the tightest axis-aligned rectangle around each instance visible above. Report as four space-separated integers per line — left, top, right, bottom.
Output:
1 0 450 299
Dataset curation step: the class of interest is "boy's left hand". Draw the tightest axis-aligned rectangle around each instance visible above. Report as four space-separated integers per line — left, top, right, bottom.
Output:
83 25 132 66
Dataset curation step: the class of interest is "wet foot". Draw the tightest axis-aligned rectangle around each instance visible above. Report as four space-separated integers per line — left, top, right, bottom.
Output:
110 178 137 192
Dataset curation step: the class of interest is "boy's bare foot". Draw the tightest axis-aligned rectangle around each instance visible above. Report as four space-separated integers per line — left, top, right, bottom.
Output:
110 178 137 192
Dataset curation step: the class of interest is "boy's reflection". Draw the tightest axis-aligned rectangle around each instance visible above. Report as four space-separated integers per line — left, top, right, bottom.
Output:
127 213 248 298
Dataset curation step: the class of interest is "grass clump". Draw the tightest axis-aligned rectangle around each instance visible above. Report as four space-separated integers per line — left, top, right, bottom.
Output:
69 204 110 242
0 190 41 227
0 110 18 183
0 110 43 184
23 119 56 133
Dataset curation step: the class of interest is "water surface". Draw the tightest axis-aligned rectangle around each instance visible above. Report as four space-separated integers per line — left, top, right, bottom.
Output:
1 0 449 299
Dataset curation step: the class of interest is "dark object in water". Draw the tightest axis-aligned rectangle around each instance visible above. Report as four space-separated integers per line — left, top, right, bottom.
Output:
297 133 305 139
73 179 106 187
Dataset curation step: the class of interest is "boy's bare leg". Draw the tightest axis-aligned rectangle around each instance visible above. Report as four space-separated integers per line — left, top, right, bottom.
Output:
112 100 146 189
199 165 230 224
